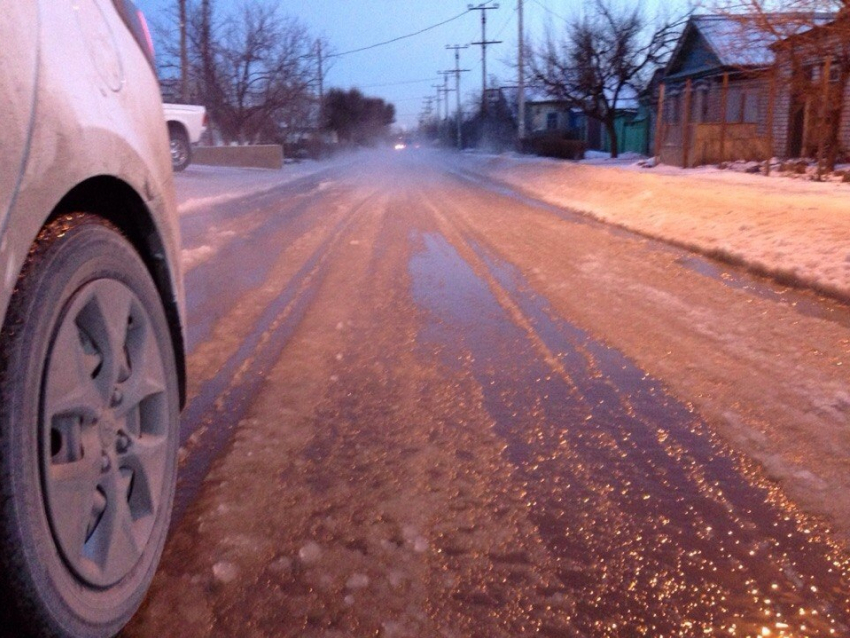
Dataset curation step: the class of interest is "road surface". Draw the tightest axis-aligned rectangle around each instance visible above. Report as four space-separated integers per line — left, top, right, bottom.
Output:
124 150 850 638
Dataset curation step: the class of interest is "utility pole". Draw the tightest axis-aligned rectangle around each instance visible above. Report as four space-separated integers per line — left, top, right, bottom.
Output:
179 0 188 102
432 83 443 125
442 73 452 121
517 0 526 149
445 44 470 149
422 96 435 127
438 71 456 144
316 40 325 128
468 3 501 114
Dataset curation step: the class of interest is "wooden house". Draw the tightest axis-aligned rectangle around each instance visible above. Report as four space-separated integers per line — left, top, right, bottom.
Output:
658 15 776 167
770 13 850 162
657 13 847 167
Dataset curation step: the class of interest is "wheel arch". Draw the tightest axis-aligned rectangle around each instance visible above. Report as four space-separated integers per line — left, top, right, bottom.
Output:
47 176 186 406
167 120 189 140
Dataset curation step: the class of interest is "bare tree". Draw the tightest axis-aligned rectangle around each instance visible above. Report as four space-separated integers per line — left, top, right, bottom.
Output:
211 3 316 143
530 0 686 157
197 0 219 118
147 0 198 102
178 0 189 102
153 0 320 145
710 0 850 172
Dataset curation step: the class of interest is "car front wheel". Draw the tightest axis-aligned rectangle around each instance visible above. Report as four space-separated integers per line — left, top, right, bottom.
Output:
0 213 179 638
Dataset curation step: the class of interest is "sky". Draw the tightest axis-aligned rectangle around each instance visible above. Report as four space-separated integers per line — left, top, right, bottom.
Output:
136 0 684 129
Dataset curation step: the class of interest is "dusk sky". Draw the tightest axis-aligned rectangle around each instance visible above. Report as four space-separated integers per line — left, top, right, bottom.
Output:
137 0 686 128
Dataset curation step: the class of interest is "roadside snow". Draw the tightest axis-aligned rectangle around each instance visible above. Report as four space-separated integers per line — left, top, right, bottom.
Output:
181 244 217 271
174 162 330 216
462 153 850 300
174 158 354 270
581 150 647 165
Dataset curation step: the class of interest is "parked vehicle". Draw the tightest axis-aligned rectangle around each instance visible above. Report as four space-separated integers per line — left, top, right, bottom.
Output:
163 103 208 172
0 2 185 636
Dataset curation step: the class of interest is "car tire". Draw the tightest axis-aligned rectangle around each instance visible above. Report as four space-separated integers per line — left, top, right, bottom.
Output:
0 214 179 638
169 127 191 172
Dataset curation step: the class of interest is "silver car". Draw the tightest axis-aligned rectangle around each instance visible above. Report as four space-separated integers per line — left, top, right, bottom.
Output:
0 2 184 636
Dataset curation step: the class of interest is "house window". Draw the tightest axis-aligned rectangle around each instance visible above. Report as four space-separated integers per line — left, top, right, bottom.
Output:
726 88 743 123
806 59 843 84
742 90 759 123
546 112 558 130
829 61 842 83
700 86 711 122
665 92 680 124
804 64 817 82
693 84 710 123
728 86 763 124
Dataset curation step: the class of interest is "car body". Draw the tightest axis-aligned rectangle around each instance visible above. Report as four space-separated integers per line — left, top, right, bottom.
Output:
0 3 185 351
0 1 185 636
163 102 207 171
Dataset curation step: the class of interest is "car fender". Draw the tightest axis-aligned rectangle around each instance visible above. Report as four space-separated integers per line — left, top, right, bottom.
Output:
0 0 185 397
0 3 39 272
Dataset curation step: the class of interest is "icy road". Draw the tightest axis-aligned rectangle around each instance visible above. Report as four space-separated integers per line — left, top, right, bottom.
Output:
125 150 850 638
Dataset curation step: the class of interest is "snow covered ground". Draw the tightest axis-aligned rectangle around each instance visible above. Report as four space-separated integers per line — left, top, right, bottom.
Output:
174 161 331 215
174 159 353 270
462 152 850 301
174 151 850 303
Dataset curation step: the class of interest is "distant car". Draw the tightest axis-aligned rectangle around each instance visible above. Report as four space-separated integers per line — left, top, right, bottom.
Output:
163 103 207 171
0 2 185 637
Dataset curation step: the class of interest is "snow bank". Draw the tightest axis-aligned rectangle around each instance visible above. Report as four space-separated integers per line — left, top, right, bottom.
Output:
462 154 850 301
174 162 331 216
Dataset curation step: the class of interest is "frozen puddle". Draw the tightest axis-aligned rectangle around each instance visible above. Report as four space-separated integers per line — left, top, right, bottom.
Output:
409 231 850 637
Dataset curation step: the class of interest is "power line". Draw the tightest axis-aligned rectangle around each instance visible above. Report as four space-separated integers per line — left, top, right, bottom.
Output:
359 77 436 89
494 5 518 40
328 10 470 58
393 95 435 103
529 0 569 23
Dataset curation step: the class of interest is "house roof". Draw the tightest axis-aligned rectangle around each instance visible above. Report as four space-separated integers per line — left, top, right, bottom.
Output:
698 15 775 67
525 83 640 111
779 10 850 47
525 98 638 112
664 13 835 81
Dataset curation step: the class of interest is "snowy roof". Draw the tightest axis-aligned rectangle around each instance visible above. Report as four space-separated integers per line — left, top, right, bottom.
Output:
525 85 639 111
665 13 835 80
696 15 775 67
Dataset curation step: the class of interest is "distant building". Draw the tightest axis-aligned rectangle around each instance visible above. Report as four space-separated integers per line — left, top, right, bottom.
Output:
526 100 582 137
526 98 649 155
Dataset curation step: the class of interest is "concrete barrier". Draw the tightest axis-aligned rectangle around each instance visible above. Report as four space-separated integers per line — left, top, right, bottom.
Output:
192 144 284 169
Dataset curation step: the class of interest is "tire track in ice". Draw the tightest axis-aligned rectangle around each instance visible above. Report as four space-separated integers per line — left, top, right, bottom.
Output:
172 188 381 526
